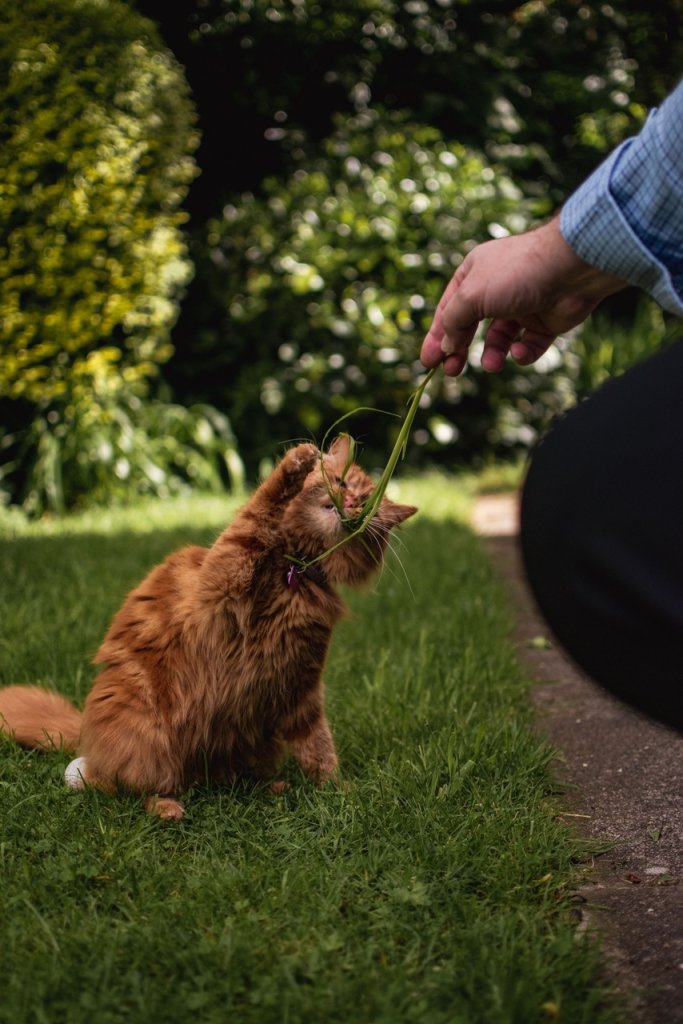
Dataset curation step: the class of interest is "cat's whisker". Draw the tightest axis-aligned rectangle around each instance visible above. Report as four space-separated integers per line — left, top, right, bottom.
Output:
383 522 409 552
362 522 394 581
383 545 415 599
364 520 415 598
368 542 404 594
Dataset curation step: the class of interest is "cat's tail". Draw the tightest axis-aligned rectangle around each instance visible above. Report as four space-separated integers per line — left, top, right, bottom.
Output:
0 685 81 752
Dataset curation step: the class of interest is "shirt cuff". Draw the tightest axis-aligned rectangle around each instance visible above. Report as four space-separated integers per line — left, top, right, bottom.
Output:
560 142 683 318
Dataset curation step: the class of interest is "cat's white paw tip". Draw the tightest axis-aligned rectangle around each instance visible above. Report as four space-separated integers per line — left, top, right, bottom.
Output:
64 756 88 790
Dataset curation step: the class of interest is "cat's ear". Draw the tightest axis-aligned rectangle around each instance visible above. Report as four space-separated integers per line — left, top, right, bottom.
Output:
382 500 418 526
326 433 353 476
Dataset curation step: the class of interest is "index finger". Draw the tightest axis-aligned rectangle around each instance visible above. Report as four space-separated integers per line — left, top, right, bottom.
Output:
420 271 462 367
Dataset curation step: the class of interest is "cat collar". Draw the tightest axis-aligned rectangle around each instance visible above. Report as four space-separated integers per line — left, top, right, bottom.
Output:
286 560 328 592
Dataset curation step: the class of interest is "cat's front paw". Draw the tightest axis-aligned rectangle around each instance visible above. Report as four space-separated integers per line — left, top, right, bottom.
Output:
286 442 318 473
145 795 185 820
308 760 344 788
280 443 319 494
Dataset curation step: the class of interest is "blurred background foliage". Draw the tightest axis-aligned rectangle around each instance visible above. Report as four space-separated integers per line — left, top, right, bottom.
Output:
0 0 241 512
1 0 682 510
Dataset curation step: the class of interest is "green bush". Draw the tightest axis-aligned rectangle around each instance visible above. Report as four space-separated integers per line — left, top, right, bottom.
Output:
0 0 239 511
570 298 676 400
0 0 198 404
180 109 576 471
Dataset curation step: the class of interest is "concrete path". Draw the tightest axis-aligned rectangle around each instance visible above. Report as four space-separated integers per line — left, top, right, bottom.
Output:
474 494 683 1024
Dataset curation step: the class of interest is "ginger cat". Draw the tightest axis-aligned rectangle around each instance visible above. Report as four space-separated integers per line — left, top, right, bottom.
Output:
0 439 416 819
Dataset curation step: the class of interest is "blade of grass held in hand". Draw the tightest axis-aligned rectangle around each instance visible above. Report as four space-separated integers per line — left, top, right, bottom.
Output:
359 366 437 523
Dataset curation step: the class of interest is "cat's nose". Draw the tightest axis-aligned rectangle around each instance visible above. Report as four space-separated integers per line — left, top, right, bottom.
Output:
343 495 356 510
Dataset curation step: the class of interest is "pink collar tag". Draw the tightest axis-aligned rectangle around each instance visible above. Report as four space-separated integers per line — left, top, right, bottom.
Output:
287 565 300 591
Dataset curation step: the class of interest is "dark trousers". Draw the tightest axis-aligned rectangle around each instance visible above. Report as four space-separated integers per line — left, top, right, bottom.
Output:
520 339 683 731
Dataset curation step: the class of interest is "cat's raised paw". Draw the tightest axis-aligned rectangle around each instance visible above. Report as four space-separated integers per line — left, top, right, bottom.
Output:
287 442 318 471
281 443 319 492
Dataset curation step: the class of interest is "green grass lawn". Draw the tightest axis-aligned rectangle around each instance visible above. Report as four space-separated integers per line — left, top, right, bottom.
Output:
0 477 619 1024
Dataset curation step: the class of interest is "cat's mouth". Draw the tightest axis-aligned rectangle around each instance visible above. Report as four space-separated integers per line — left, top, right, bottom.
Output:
340 508 365 528
322 500 365 529
321 484 371 519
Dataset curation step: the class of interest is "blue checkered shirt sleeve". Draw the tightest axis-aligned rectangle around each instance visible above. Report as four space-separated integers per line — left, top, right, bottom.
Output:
560 78 683 317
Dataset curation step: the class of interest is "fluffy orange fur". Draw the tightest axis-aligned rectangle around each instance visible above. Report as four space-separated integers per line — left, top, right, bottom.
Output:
0 440 416 819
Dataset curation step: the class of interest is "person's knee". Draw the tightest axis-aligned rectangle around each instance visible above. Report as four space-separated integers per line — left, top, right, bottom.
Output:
520 344 683 729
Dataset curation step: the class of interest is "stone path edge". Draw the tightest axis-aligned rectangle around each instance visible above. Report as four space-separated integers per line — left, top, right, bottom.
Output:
473 493 683 1024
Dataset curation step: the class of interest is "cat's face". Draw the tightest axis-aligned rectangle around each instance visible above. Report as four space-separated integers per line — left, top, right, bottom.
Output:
283 437 417 585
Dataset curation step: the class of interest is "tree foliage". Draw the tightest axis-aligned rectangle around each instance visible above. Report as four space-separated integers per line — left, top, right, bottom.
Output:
0 0 244 511
141 0 681 218
0 0 197 405
4 0 683 508
151 0 682 471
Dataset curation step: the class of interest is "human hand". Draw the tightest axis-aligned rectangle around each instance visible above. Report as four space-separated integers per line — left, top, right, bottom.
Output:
420 217 628 376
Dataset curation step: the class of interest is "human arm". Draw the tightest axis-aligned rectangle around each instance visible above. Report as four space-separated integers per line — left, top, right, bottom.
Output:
421 78 683 376
561 79 683 316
